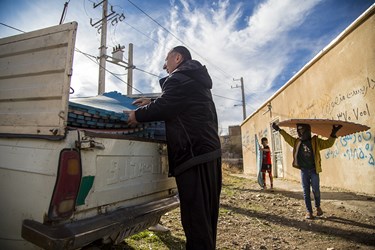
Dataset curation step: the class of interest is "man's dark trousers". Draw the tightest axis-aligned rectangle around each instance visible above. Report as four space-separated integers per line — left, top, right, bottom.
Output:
175 158 222 250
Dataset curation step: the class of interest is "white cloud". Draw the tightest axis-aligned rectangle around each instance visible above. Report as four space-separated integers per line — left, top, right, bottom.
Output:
137 0 322 129
0 0 342 133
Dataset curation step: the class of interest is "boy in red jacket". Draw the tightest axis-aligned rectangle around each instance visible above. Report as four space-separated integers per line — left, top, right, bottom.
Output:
261 137 273 189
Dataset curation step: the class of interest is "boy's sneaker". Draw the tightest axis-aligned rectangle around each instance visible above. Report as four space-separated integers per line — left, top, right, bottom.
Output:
316 207 323 216
305 212 314 219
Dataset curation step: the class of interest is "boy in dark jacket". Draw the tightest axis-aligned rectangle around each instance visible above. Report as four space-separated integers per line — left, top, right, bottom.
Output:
126 46 221 249
272 122 341 219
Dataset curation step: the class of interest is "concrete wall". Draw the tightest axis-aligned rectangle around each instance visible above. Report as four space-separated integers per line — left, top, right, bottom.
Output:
241 6 375 195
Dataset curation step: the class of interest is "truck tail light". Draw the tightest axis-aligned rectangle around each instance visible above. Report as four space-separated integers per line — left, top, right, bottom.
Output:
48 148 82 221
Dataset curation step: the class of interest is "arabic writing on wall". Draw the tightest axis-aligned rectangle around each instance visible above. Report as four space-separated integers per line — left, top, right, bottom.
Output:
326 77 375 117
287 77 374 121
287 77 374 167
325 131 374 166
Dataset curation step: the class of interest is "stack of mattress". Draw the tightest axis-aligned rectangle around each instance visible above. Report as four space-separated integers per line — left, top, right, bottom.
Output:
68 91 165 140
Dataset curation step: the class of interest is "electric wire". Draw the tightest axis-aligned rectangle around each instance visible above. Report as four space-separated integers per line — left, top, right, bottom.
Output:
0 21 245 105
126 0 234 80
124 21 159 44
123 3 254 109
88 0 233 92
212 93 241 103
108 4 125 48
75 48 247 102
112 72 128 76
75 49 239 103
133 67 162 78
75 47 144 94
0 22 25 33
0 17 245 107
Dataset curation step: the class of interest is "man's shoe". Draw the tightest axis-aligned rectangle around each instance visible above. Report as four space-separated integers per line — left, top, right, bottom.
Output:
316 207 323 216
305 212 314 219
148 224 170 232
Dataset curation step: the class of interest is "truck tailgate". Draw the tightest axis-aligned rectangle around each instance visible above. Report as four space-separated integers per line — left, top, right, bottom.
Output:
0 22 77 139
75 131 177 213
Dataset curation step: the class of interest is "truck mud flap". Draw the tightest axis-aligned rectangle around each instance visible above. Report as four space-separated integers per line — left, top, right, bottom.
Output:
22 195 179 250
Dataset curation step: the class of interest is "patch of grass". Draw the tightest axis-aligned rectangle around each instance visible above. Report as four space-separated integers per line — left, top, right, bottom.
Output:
221 186 235 197
123 231 162 249
122 227 186 249
219 207 232 216
126 230 157 241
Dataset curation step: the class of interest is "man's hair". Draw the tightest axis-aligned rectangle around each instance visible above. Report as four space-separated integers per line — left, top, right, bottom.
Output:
261 137 268 143
172 46 192 61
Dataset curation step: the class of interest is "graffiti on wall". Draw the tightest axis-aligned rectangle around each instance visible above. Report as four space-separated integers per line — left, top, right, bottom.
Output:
242 127 269 154
287 77 374 167
325 131 374 166
288 77 375 120
257 128 269 143
328 77 374 121
242 128 254 155
325 77 375 118
336 103 370 121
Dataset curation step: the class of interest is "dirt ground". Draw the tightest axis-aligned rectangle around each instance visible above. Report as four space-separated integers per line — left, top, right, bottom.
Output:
122 164 375 250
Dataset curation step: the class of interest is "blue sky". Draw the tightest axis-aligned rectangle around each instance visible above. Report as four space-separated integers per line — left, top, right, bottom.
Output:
0 0 374 134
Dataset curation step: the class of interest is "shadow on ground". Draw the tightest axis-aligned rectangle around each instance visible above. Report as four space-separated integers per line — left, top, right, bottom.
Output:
220 202 375 246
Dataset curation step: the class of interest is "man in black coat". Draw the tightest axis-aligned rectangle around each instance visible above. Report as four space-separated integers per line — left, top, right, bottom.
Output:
126 46 222 250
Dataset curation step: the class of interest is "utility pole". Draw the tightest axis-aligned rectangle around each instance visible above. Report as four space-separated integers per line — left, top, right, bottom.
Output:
232 77 246 120
127 43 133 95
90 0 126 95
98 0 108 95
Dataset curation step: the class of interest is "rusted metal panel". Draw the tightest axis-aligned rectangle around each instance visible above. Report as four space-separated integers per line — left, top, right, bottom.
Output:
0 22 77 138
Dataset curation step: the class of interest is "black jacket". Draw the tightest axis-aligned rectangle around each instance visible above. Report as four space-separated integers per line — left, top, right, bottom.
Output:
135 60 221 176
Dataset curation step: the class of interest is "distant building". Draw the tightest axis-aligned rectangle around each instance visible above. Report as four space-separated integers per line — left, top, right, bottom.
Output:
241 5 374 195
221 125 242 159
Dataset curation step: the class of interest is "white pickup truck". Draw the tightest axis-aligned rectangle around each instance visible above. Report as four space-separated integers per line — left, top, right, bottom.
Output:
0 22 178 249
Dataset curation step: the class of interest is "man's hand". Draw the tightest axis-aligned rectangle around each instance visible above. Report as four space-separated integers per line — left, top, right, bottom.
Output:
132 97 151 107
272 122 280 132
330 124 343 138
124 110 139 126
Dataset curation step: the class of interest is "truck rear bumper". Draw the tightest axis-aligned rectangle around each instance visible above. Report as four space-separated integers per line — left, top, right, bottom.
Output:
22 195 179 250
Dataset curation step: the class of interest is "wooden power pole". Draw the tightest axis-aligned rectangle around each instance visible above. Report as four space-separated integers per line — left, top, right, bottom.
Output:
98 0 108 95
232 77 246 120
127 43 134 95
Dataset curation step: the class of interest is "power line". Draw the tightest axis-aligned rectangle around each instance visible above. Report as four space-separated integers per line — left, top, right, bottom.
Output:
127 0 184 44
92 1 233 101
76 48 243 107
75 47 144 94
212 93 241 102
112 72 128 76
124 21 159 44
111 5 228 86
0 20 239 108
134 67 162 78
126 0 234 80
75 48 164 93
75 48 97 59
0 22 25 33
